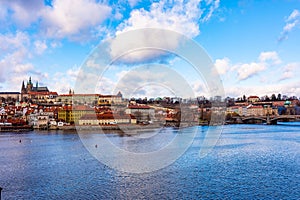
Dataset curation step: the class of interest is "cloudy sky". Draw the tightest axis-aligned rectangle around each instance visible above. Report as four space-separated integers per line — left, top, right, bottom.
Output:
0 0 299 98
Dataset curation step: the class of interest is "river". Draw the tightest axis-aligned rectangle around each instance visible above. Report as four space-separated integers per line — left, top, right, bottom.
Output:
0 123 299 199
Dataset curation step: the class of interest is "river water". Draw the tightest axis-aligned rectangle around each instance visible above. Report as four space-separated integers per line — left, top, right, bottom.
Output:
0 123 299 199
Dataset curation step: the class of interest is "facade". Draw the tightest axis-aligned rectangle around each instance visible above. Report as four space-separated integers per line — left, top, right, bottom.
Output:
58 105 95 123
248 96 260 103
37 115 49 129
0 92 21 102
21 77 49 94
98 93 123 105
57 94 99 105
247 105 264 116
78 113 135 125
27 91 58 103
125 105 155 122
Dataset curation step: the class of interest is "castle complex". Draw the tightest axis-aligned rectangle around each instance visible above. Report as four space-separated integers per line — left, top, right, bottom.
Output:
21 77 49 94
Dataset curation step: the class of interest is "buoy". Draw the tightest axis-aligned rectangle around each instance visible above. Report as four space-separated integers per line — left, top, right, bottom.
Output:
95 144 98 148
19 140 21 143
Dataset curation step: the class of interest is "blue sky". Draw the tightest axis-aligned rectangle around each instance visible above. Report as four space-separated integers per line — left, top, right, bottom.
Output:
0 0 299 98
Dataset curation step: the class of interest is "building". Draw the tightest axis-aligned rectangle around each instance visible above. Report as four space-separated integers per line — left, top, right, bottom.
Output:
27 91 58 103
21 77 49 94
247 105 264 116
57 94 99 105
58 105 95 123
78 112 135 125
125 105 155 123
247 96 260 103
20 77 59 103
98 92 123 105
37 115 49 129
0 92 21 103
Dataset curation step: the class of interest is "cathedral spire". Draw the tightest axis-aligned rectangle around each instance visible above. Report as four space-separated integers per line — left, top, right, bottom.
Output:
21 80 26 93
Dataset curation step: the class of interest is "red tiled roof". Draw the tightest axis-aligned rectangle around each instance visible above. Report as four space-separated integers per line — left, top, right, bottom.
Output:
128 105 150 109
272 101 285 106
248 96 259 99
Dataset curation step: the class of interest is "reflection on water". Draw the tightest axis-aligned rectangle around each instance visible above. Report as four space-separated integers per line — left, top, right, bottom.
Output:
0 124 299 199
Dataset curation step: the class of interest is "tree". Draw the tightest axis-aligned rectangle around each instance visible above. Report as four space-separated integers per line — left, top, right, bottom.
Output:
277 93 281 101
271 94 276 101
243 95 246 102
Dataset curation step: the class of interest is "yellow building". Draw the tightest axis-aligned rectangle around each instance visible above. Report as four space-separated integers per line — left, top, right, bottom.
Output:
247 105 264 116
58 105 95 123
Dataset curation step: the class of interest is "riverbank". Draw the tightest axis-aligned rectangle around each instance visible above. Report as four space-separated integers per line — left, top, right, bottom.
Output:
0 125 33 132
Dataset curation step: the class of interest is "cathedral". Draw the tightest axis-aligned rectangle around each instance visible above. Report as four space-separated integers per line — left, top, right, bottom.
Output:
21 77 49 94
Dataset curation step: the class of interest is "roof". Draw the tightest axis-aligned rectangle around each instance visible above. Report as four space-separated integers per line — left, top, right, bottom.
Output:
248 96 259 99
32 86 49 92
128 105 151 109
272 101 285 107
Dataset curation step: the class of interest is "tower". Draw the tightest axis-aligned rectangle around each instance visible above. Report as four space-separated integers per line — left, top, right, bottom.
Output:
21 80 26 94
26 77 33 92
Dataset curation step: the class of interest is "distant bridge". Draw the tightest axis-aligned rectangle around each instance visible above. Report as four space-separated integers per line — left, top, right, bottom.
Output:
237 115 300 125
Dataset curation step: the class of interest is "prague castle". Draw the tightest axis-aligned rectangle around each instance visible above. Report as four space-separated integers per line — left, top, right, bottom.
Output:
21 77 49 94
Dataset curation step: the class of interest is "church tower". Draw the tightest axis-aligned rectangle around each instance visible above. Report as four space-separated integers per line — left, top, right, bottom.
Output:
21 80 26 94
26 77 33 92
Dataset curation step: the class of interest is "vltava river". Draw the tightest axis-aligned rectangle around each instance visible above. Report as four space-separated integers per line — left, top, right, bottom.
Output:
0 124 299 199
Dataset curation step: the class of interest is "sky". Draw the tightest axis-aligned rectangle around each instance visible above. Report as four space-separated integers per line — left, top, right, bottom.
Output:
0 0 300 99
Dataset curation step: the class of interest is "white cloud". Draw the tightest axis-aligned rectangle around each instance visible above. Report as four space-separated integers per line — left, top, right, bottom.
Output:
0 0 44 27
112 0 204 63
278 62 300 81
221 51 282 81
236 62 266 81
13 63 34 73
215 57 230 75
41 0 111 39
0 32 31 83
258 51 281 65
0 31 30 53
0 31 49 91
201 0 220 22
287 9 300 22
34 40 47 55
117 0 202 38
279 9 300 41
283 20 298 32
